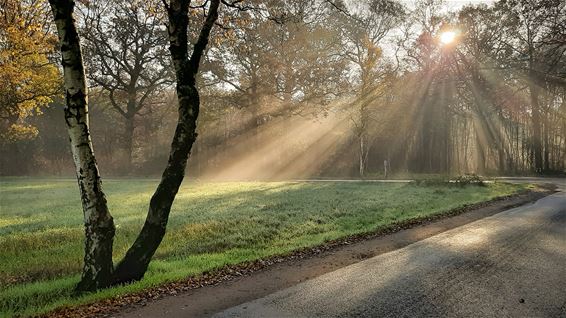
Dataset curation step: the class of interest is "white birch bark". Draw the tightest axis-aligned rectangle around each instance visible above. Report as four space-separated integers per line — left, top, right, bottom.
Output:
48 0 115 292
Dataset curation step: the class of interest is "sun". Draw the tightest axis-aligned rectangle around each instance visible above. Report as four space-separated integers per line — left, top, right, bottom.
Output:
440 31 457 45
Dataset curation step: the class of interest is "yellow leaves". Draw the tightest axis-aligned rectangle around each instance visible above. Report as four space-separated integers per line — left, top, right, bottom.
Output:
0 0 61 142
0 124 39 143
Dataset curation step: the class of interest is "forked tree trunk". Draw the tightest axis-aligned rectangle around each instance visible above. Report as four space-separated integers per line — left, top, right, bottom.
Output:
49 0 221 291
48 0 116 292
112 0 221 284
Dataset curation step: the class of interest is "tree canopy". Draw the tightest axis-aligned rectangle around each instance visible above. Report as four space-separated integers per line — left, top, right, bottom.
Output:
0 0 61 142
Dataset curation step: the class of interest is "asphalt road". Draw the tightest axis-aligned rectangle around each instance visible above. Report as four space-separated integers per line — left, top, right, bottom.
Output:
216 187 566 317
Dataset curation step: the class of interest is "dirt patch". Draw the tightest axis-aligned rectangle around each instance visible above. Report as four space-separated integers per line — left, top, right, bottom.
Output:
45 187 554 318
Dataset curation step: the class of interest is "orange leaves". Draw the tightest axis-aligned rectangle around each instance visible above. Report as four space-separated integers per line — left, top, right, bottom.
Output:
0 0 61 142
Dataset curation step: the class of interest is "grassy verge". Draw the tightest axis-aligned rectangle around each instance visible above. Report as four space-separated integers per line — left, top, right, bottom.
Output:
0 178 527 316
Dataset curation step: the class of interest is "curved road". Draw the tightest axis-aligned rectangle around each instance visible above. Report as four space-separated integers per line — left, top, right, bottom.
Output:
216 179 566 318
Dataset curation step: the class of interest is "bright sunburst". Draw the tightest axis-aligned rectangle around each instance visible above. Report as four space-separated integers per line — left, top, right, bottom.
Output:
440 31 456 45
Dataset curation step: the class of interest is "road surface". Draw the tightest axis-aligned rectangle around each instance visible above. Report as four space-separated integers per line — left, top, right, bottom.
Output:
216 186 566 317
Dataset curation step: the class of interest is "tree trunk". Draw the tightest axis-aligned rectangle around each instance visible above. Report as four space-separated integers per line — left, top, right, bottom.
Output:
124 114 135 172
543 112 550 172
359 134 365 177
529 75 543 173
476 133 486 175
48 0 115 292
112 0 220 284
498 148 505 174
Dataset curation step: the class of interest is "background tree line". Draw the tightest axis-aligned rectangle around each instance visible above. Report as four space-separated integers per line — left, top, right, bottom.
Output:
1 0 565 178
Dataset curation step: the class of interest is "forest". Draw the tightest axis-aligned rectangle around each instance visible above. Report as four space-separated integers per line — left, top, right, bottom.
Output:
2 0 565 179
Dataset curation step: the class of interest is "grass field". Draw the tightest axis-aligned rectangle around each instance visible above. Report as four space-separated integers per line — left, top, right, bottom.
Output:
0 178 526 316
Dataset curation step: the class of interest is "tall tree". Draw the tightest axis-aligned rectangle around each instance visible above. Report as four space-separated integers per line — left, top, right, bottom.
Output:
339 0 405 176
112 0 220 284
81 0 173 171
0 0 60 142
48 0 115 291
494 0 566 172
48 0 221 291
207 0 348 127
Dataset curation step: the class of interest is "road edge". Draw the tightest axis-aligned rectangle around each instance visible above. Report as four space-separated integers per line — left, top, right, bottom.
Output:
47 186 555 318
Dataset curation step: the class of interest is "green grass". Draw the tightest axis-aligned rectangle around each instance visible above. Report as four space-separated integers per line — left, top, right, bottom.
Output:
0 178 526 316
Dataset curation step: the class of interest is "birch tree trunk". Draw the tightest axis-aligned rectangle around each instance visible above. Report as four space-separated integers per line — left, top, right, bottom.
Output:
48 0 115 292
50 0 224 289
112 0 221 284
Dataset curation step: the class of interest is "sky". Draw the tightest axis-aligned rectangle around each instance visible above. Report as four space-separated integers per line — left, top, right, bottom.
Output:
443 0 496 9
399 0 496 10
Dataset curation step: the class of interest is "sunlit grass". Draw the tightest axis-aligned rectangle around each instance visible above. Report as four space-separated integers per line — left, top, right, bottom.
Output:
0 178 526 316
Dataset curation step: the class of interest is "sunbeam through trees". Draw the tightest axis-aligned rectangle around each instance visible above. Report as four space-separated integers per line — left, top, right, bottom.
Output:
0 0 565 316
1 0 564 178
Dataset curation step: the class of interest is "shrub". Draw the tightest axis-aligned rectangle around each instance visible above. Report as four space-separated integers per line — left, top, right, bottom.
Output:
453 174 485 186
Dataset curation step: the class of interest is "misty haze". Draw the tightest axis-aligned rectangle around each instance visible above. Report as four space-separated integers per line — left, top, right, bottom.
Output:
0 0 564 317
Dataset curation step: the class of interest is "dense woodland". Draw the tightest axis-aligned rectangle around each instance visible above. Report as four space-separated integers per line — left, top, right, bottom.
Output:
1 0 565 178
